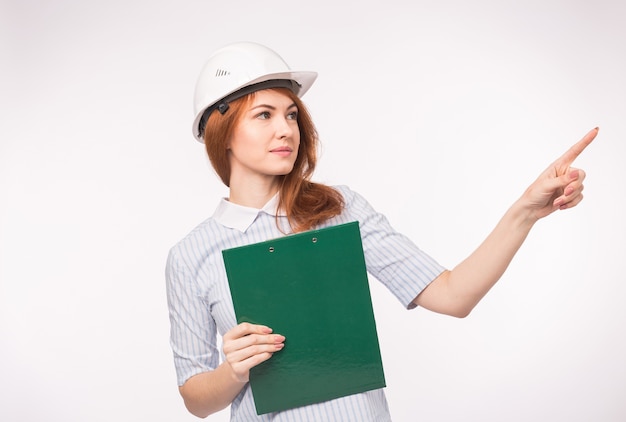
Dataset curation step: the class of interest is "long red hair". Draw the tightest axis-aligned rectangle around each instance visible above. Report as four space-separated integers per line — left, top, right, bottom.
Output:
203 87 344 233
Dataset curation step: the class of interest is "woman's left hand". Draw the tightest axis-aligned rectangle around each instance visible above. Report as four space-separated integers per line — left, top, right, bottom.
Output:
521 127 598 220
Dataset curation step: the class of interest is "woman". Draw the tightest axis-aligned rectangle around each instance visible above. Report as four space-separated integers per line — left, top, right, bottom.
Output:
166 41 597 421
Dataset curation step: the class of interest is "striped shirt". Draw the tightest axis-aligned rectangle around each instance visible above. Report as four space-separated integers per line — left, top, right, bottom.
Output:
166 185 445 421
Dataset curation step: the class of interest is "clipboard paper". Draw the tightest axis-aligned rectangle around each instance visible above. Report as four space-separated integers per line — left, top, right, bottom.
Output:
222 221 386 415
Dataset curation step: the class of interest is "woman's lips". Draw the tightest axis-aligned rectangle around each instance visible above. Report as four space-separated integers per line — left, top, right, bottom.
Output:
270 147 292 157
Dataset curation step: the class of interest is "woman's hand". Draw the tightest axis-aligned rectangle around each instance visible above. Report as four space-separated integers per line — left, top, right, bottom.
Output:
222 322 285 383
521 127 598 221
178 323 284 417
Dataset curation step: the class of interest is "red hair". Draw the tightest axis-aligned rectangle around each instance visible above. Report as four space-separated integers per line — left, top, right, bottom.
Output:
203 88 344 232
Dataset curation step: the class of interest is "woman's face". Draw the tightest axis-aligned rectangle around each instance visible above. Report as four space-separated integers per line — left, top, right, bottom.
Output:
227 89 300 185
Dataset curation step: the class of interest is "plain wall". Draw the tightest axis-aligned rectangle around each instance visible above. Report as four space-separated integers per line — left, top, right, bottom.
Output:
1 0 625 421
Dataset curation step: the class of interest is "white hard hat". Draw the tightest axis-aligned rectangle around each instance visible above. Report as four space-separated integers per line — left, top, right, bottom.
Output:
192 41 318 143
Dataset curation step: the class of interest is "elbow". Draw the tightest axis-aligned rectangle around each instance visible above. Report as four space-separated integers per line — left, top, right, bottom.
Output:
180 386 212 419
188 409 209 419
183 400 210 419
450 307 472 319
445 300 475 318
450 301 478 318
425 303 473 318
446 291 480 318
181 397 208 419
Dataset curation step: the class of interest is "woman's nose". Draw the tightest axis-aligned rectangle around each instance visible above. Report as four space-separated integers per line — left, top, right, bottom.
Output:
275 116 295 139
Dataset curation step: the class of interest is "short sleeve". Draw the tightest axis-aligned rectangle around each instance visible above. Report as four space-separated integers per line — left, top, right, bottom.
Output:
336 186 446 309
165 247 220 386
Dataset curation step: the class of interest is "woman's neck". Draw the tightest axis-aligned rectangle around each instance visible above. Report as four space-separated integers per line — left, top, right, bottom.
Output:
228 176 281 208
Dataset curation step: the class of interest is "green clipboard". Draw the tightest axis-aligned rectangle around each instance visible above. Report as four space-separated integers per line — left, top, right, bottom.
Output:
222 221 386 415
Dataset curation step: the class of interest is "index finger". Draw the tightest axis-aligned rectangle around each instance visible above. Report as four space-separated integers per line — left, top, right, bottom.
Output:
555 127 599 168
224 322 273 340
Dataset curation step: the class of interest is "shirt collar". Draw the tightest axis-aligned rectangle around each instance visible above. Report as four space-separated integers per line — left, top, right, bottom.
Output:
212 193 285 233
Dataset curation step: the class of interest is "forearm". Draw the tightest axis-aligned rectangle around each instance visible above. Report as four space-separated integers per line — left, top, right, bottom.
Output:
451 198 537 309
179 361 247 418
415 199 537 317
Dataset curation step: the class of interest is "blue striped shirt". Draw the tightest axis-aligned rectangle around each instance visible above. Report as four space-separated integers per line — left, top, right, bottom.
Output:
166 185 445 421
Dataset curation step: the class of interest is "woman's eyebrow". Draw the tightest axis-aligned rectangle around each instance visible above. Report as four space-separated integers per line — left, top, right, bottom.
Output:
250 102 298 111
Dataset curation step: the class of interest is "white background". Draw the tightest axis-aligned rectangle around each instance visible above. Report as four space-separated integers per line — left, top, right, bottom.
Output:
1 0 625 421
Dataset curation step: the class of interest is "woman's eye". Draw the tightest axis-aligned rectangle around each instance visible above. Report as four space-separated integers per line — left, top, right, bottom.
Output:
287 111 298 120
257 111 271 119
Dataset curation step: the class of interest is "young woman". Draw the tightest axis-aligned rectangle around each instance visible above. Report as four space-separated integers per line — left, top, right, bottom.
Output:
166 41 597 421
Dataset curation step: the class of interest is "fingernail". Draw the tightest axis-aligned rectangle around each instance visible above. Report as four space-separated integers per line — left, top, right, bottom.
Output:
569 170 579 180
564 186 574 196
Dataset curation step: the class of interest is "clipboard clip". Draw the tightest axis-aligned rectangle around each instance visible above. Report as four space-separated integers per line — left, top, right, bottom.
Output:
268 237 318 253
